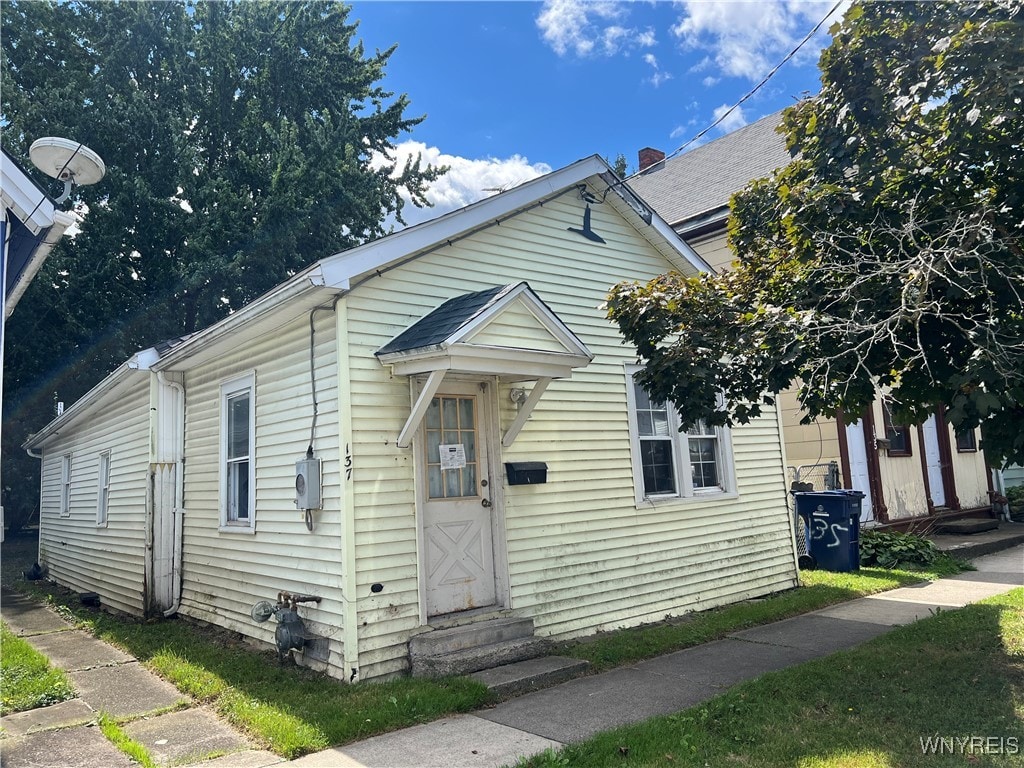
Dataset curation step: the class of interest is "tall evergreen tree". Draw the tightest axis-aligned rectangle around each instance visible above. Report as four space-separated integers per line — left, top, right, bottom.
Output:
1 0 443 529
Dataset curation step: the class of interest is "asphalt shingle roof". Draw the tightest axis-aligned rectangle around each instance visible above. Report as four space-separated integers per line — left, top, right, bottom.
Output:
629 110 794 227
376 284 520 356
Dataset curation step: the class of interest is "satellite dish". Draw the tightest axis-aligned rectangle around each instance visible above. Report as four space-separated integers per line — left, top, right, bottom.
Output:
29 136 106 203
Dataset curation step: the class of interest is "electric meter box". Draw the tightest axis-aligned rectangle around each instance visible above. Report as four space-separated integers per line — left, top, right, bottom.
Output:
295 458 323 510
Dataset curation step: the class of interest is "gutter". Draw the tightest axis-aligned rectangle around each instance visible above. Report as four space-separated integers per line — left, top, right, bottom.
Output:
22 353 150 451
151 264 329 371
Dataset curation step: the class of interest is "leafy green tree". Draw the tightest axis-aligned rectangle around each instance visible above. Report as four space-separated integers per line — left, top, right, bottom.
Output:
608 1 1024 466
1 0 443 530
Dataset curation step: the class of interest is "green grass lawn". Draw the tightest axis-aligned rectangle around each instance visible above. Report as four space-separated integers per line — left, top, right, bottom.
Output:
558 563 967 671
0 622 75 715
7 575 487 759
3 526 974 761
520 588 1024 768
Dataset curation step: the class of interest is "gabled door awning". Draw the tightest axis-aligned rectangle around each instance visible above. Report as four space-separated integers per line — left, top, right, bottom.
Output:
376 282 593 447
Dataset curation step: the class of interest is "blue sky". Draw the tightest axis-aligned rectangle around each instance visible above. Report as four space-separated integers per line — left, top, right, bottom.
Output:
349 0 847 225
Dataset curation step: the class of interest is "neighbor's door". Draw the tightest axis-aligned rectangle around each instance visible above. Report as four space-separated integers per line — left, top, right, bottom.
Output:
921 414 947 507
845 420 875 524
421 383 497 616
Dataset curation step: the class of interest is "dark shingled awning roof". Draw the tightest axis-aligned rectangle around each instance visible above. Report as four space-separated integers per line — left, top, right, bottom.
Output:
376 283 521 357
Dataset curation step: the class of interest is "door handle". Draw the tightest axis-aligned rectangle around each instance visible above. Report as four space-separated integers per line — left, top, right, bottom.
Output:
481 498 492 508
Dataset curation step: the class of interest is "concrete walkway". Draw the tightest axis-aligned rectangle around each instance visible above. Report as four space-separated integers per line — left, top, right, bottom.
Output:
0 588 280 768
286 545 1023 768
2 546 1021 768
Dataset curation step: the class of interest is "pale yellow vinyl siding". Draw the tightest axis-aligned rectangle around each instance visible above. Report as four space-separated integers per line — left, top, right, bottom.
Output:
950 428 989 511
179 311 345 670
344 194 796 679
779 389 841 476
687 230 735 273
467 302 567 352
37 375 151 615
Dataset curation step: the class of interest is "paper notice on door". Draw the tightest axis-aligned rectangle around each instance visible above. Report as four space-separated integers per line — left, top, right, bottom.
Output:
438 444 467 470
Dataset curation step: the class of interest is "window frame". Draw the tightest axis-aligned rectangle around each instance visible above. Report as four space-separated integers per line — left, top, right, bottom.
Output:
955 429 978 452
60 454 72 518
96 451 111 527
219 372 256 533
881 402 913 457
625 366 735 506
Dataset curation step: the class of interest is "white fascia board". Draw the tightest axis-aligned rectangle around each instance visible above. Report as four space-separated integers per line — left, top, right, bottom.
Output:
383 344 589 380
151 264 329 371
4 210 76 319
1 152 56 234
605 173 712 275
318 156 611 289
23 358 149 450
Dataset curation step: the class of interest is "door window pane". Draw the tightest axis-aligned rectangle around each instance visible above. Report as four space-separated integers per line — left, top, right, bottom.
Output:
425 394 481 499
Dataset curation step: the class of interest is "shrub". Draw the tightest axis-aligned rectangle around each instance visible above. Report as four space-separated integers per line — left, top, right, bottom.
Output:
860 530 942 569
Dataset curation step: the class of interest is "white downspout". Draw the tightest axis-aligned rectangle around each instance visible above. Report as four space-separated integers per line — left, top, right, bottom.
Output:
157 370 186 617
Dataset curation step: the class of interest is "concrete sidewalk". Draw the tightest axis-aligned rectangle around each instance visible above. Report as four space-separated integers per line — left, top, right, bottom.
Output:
0 588 280 768
2 546 1021 768
286 545 1023 768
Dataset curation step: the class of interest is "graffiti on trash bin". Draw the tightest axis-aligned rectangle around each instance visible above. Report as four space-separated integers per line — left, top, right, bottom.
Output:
810 505 847 548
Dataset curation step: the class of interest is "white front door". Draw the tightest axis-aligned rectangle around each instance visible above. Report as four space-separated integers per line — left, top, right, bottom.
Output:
421 383 497 617
845 420 874 524
922 414 947 507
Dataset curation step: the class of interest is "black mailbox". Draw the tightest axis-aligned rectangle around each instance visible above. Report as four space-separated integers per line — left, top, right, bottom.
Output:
505 462 547 485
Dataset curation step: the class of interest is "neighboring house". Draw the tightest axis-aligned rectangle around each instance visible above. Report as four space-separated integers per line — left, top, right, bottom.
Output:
25 156 799 682
630 112 992 527
2 147 78 539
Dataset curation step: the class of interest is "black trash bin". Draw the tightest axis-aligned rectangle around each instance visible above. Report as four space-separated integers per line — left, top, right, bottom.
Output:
794 490 865 572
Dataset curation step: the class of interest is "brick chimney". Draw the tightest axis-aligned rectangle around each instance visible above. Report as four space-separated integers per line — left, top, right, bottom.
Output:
638 147 666 173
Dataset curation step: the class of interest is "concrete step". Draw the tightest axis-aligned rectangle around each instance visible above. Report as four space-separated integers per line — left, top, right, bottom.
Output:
935 518 1000 535
469 655 590 697
411 635 552 678
409 616 536 657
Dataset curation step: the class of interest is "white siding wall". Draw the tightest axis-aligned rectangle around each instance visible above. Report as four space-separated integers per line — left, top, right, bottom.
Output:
950 428 990 511
179 311 345 669
343 195 797 679
37 375 151 615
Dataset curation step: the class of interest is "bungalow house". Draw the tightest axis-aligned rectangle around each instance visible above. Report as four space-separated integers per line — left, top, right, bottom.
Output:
629 112 992 527
24 156 799 682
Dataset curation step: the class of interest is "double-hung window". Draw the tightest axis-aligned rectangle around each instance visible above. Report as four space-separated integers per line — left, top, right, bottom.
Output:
97 451 111 526
60 454 72 517
882 402 912 456
220 373 255 531
626 368 733 503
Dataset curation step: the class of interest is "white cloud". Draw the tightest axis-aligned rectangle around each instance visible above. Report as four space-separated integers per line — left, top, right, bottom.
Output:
377 141 553 228
644 53 673 88
671 0 848 81
536 0 656 58
712 104 748 133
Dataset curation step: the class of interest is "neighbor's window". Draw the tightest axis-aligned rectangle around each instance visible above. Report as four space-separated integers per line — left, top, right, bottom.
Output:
626 369 733 503
220 373 255 531
882 403 912 456
97 451 111 526
60 454 72 518
956 429 978 452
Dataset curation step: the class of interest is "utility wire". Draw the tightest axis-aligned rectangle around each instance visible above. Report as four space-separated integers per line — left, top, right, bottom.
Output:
620 0 845 184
